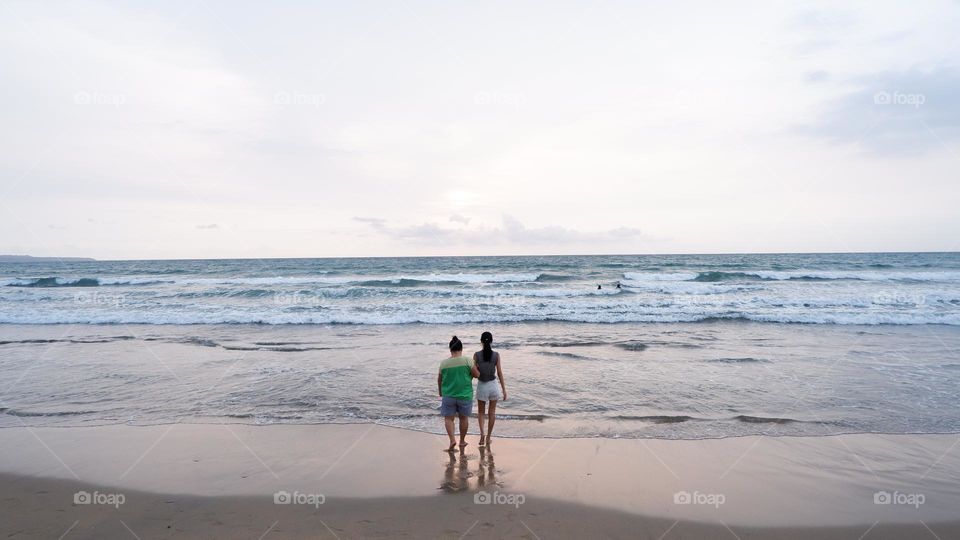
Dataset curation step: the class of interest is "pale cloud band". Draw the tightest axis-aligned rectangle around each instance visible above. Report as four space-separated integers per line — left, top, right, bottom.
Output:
354 215 646 247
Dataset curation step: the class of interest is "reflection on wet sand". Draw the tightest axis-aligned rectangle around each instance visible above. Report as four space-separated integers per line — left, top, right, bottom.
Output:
477 446 497 490
439 446 501 493
439 449 471 493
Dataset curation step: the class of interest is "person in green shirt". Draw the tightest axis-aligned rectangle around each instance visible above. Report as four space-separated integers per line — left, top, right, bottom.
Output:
438 335 479 452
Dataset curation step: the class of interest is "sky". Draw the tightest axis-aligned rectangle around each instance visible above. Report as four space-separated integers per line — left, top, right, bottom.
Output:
1 0 958 260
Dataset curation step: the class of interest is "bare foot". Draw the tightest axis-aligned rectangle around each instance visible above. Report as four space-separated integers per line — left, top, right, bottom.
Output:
446 442 456 452
478 435 486 446
459 441 469 449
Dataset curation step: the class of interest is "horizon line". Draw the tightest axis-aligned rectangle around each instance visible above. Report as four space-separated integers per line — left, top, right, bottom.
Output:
3 250 959 263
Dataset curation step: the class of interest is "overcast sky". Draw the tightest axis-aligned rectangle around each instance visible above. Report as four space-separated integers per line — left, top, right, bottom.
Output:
1 0 958 259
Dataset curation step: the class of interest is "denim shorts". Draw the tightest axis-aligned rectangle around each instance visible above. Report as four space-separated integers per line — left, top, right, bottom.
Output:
440 396 473 417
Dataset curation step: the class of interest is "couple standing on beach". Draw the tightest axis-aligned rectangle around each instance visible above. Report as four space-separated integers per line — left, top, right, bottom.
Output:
437 332 507 452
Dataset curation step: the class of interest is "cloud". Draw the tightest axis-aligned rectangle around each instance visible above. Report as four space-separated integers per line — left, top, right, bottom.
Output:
804 70 830 83
355 215 645 246
788 8 858 31
449 215 471 225
352 217 387 230
196 224 219 230
786 7 859 53
795 67 960 155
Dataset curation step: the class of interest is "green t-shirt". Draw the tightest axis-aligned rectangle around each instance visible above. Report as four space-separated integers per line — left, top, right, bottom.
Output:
439 355 474 400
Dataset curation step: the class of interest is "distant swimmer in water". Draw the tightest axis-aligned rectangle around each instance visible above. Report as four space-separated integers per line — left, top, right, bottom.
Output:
616 282 621 289
597 284 602 290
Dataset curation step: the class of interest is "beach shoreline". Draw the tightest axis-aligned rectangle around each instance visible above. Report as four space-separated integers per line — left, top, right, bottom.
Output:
4 321 960 440
2 424 958 538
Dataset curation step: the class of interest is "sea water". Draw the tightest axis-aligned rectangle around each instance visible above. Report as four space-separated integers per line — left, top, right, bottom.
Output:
1 253 958 439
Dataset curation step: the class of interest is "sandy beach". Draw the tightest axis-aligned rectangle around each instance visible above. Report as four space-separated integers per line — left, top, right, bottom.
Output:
2 424 958 539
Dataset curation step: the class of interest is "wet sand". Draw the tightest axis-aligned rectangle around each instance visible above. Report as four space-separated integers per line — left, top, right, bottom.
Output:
1 424 958 538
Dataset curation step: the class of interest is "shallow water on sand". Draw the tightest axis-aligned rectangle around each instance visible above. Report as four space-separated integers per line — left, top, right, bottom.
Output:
1 321 958 439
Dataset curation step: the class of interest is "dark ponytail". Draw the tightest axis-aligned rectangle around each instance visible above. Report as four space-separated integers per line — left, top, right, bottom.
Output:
480 331 493 362
449 335 463 352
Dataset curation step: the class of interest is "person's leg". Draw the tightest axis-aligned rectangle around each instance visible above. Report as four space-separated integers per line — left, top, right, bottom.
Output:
456 399 472 448
486 400 498 443
458 414 469 447
477 400 487 446
444 416 456 451
441 396 457 451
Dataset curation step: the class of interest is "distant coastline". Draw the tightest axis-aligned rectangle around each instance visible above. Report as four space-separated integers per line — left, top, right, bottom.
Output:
0 255 95 263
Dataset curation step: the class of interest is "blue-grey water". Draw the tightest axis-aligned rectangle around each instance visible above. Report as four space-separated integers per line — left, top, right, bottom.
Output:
2 252 959 325
1 253 958 439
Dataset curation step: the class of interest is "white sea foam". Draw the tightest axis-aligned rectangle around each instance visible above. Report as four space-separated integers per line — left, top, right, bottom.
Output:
623 272 699 281
173 272 540 286
619 280 750 295
622 270 960 283
753 270 960 282
1 306 957 325
2 255 958 326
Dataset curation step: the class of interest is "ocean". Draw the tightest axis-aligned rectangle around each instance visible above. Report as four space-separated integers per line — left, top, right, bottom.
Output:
1 252 959 439
2 252 959 325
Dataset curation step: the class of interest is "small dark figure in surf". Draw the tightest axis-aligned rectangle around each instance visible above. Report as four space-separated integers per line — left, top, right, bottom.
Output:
616 282 621 289
597 284 602 290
